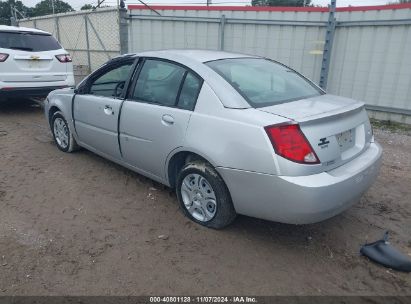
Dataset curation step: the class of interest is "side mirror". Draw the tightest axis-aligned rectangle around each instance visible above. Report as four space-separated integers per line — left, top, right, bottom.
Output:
75 75 91 95
75 82 88 95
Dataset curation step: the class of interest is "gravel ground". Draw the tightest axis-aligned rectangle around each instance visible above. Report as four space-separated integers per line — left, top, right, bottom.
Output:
0 99 410 296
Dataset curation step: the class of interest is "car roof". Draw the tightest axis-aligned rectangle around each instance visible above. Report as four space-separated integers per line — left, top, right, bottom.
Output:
137 49 259 109
0 25 50 35
110 49 261 109
134 49 258 63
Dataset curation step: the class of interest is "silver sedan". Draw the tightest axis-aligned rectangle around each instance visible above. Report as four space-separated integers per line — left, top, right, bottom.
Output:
44 50 382 229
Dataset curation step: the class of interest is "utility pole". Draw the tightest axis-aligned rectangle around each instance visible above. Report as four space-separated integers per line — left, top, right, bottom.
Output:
207 0 212 6
10 6 17 26
10 6 25 26
52 0 55 14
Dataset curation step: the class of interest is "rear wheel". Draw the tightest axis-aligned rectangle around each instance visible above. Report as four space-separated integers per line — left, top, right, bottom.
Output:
176 160 236 229
51 111 79 153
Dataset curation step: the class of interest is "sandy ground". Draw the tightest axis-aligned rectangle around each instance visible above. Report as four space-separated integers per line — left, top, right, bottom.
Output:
0 99 410 296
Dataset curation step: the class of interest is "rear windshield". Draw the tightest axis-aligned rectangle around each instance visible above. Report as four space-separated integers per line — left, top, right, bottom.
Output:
206 58 323 108
0 31 61 52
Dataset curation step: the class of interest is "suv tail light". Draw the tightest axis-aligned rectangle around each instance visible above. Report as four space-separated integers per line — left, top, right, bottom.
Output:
265 123 320 164
55 54 72 63
0 53 9 62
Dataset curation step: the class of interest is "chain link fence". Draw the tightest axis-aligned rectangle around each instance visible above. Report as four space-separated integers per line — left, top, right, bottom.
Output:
19 8 121 84
17 4 411 123
128 5 411 124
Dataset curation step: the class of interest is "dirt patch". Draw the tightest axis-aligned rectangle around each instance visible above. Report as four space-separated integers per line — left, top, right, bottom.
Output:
0 100 410 295
370 118 411 135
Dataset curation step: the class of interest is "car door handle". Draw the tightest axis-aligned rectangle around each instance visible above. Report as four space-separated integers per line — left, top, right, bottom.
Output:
161 114 174 125
104 105 114 115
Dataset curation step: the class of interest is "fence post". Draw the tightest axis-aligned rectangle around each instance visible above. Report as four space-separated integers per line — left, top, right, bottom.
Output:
319 0 336 90
119 8 129 55
10 17 18 26
84 14 92 73
55 16 61 41
219 14 226 51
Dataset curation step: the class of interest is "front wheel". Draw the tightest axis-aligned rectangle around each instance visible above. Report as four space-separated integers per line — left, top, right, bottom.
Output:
51 111 79 153
176 160 236 229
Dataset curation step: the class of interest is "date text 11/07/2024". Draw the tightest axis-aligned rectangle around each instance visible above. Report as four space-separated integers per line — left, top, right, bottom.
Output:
149 296 258 303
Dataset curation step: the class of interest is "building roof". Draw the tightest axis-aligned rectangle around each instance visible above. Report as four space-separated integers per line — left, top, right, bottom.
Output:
128 3 411 12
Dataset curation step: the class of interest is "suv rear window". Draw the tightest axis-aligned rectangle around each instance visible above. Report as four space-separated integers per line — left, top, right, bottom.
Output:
0 32 61 52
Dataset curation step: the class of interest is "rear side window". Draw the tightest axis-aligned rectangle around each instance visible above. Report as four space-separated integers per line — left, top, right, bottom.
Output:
177 72 202 111
132 59 186 107
0 32 61 52
131 59 203 110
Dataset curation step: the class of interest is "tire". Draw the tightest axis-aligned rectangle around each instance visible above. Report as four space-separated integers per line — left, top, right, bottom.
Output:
176 160 237 229
51 111 79 153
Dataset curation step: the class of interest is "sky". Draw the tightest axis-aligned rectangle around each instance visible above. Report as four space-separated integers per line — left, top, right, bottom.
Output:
19 0 393 11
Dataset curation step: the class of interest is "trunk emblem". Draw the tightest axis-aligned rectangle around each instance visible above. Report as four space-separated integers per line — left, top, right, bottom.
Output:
30 55 40 61
318 137 330 148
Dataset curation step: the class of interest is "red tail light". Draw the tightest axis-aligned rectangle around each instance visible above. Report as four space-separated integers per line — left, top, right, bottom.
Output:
0 53 9 62
265 123 320 164
55 54 72 63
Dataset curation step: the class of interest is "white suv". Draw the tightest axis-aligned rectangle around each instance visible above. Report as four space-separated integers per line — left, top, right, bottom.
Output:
0 25 74 101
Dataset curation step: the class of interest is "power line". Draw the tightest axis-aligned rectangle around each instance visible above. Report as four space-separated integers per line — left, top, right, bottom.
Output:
96 0 107 8
135 0 162 15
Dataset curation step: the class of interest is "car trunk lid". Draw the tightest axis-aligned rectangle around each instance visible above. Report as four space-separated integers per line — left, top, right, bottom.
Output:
0 50 68 82
258 94 373 173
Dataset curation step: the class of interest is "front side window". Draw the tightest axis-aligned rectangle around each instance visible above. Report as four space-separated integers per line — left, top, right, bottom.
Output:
206 58 322 108
0 32 61 52
89 62 133 97
132 59 186 107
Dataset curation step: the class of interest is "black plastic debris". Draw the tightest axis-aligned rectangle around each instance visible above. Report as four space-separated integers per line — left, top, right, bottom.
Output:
360 231 411 272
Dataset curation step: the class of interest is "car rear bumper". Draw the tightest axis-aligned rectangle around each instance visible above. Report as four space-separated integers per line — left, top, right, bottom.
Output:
0 76 75 99
0 85 72 98
217 142 382 224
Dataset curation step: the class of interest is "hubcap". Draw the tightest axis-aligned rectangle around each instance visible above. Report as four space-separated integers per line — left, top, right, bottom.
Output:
180 173 217 222
53 117 69 149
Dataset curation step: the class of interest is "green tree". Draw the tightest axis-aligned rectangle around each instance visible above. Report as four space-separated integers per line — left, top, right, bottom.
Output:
0 0 29 25
252 0 311 6
80 4 95 10
31 0 74 17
